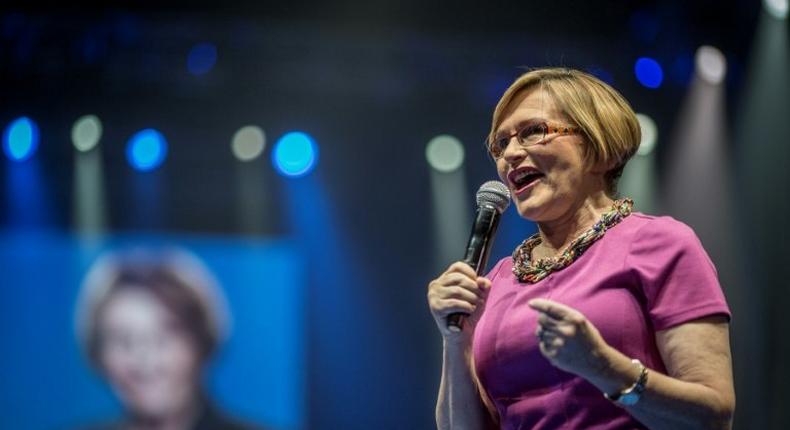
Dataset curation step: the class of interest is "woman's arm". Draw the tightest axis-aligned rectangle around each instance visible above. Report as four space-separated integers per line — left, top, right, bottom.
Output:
589 316 735 430
428 262 498 430
530 298 735 430
436 339 497 430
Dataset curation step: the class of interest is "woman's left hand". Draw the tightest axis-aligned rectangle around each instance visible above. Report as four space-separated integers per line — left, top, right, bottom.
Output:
528 298 611 378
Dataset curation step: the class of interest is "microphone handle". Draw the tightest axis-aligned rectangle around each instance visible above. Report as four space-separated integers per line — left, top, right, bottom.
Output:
447 206 500 332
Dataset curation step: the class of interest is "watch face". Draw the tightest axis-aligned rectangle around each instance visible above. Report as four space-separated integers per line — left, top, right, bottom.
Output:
619 392 640 406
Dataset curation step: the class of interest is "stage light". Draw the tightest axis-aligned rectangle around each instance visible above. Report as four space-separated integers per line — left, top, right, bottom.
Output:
273 131 317 177
187 42 218 75
71 115 103 152
427 135 470 269
695 46 727 85
426 134 465 173
636 113 658 156
634 57 663 89
3 116 39 162
126 128 168 171
232 125 266 161
764 0 788 19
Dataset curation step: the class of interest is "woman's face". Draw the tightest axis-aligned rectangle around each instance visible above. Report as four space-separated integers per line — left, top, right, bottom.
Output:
98 287 201 420
493 88 602 222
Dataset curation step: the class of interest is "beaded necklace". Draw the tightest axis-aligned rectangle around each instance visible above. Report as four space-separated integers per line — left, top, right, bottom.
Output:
512 198 634 283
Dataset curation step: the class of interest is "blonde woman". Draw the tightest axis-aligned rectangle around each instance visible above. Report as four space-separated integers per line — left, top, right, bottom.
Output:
427 68 734 429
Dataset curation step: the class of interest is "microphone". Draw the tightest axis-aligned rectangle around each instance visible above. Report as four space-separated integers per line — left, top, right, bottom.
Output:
447 180 510 332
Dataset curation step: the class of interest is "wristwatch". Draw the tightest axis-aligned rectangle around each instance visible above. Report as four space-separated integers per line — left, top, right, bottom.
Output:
604 358 648 406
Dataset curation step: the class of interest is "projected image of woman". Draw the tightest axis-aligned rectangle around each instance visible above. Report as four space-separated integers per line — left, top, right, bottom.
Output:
75 250 264 430
427 68 734 429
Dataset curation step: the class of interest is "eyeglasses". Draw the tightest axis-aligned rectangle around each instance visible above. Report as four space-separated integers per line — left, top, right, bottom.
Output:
487 121 579 159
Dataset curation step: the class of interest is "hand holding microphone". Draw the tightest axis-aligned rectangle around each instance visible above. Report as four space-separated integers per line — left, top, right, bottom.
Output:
427 181 510 338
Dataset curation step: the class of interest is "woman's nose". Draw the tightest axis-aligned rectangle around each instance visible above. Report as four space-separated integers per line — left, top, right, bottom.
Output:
502 137 527 163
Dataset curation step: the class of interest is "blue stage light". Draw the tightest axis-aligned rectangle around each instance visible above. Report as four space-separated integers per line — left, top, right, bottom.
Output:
273 131 318 177
635 57 664 89
3 117 39 162
187 42 217 75
126 128 168 171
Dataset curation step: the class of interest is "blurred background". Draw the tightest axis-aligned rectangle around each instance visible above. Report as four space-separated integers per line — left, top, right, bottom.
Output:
0 1 788 429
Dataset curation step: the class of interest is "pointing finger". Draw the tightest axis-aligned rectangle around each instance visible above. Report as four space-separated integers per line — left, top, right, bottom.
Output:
528 298 578 320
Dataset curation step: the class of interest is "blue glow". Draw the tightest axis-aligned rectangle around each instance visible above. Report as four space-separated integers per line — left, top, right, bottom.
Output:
126 128 168 171
634 57 664 89
0 232 305 429
273 131 318 177
3 117 39 162
187 42 218 75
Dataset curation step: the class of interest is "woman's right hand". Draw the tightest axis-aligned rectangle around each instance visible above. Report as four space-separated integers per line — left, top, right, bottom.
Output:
427 261 492 341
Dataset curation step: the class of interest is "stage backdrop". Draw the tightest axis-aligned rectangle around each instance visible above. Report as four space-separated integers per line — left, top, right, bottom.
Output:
0 231 305 430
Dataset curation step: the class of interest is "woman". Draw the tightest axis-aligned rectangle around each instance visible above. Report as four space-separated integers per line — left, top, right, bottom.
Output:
428 68 734 429
75 249 263 430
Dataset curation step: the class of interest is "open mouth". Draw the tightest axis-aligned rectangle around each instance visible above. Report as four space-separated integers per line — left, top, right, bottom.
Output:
508 167 545 192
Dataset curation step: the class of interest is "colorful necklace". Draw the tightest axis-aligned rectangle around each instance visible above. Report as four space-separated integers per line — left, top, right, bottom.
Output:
512 198 634 283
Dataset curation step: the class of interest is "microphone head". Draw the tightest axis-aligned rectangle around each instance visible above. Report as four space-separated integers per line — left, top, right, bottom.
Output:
476 180 511 213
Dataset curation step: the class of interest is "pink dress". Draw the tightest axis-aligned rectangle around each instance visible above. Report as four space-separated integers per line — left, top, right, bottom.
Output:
472 213 731 429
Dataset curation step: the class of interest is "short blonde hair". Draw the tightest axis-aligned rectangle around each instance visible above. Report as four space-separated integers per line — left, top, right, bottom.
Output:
489 68 641 195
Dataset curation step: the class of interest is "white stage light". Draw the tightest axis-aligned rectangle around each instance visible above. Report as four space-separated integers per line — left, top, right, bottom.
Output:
696 46 727 85
426 134 465 173
232 125 266 161
636 113 658 156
